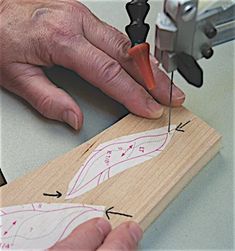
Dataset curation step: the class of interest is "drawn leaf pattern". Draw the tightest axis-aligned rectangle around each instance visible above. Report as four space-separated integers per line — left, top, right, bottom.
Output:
66 126 176 199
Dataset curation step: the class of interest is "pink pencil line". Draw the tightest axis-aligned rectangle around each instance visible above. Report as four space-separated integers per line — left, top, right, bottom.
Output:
10 206 87 245
0 205 99 217
69 134 169 195
76 140 138 190
97 172 103 186
77 139 148 190
3 207 102 245
74 150 114 191
124 142 137 161
3 208 103 243
70 148 163 195
122 144 133 156
2 205 103 243
68 132 168 194
96 132 168 152
103 171 109 182
107 134 168 182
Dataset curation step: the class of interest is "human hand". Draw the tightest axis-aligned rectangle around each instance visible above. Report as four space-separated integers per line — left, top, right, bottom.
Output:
49 218 142 250
0 0 185 130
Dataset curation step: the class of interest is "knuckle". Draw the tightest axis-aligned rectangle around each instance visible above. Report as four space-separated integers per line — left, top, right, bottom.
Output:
114 34 132 61
66 1 90 16
57 0 91 25
31 7 51 20
30 2 87 64
49 32 83 64
99 59 122 84
30 20 61 64
36 94 53 118
41 26 70 64
102 24 131 62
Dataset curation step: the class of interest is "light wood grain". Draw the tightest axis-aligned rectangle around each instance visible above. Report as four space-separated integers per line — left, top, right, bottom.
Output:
0 107 221 230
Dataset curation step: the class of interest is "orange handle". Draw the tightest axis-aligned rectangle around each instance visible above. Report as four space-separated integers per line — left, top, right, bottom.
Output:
128 43 156 90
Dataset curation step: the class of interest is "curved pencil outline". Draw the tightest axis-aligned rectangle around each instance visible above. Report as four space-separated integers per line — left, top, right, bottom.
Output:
1 204 104 249
67 132 169 195
68 133 169 197
2 209 102 243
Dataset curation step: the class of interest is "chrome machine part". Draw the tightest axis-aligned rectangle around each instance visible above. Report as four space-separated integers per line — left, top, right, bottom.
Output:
155 0 235 87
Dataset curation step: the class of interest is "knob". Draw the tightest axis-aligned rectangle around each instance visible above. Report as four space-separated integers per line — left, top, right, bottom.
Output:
125 0 150 46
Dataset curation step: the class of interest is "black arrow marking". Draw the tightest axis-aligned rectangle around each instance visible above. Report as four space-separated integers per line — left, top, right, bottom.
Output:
176 120 191 132
105 207 133 220
43 191 62 198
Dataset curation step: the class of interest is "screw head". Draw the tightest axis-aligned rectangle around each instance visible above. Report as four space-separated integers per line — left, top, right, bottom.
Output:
181 3 196 22
204 24 217 39
201 45 214 59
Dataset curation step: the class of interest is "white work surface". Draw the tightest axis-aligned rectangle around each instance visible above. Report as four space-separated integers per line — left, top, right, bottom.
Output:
0 0 234 249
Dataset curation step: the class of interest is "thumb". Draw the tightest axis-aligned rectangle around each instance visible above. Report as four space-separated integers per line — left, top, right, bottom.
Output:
3 63 83 130
98 221 143 250
49 217 111 250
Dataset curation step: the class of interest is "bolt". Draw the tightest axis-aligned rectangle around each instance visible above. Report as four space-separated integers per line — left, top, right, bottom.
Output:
201 44 214 59
181 3 196 22
204 23 217 39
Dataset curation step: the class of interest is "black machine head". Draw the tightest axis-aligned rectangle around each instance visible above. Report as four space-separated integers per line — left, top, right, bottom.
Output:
125 0 150 46
176 53 203 88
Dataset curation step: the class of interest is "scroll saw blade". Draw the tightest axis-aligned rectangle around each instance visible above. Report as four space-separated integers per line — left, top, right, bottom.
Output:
168 71 174 133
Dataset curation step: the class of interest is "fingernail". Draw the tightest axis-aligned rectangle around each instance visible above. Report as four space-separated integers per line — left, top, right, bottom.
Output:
173 85 185 100
129 222 143 242
62 110 79 130
96 218 111 236
147 98 164 118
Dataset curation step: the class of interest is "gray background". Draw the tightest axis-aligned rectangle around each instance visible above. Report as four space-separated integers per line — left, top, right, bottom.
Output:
0 0 234 249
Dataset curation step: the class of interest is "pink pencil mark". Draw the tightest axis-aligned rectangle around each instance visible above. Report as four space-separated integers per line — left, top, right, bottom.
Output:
0 205 99 218
97 172 103 186
121 145 133 157
68 132 169 195
69 133 169 196
103 171 109 182
4 208 103 242
1 210 6 215
2 221 17 236
1 203 104 249
126 142 136 159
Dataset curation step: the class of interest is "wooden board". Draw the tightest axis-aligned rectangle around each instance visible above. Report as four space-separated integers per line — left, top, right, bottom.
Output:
0 107 221 230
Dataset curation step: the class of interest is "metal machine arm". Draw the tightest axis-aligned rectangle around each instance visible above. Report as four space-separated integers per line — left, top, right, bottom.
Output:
155 0 235 87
